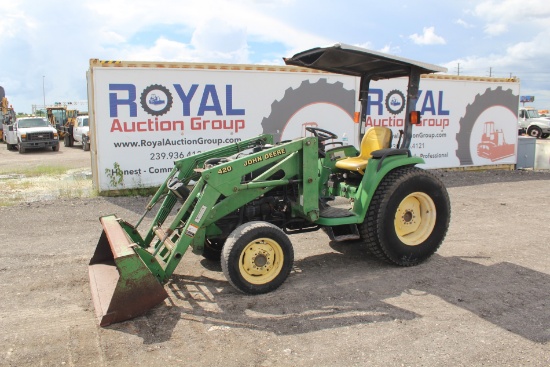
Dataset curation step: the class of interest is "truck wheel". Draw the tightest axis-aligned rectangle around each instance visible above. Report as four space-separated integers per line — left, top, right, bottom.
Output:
64 135 70 147
541 133 549 139
18 145 25 154
527 126 542 138
359 167 450 266
52 144 60 151
82 140 90 151
221 221 294 294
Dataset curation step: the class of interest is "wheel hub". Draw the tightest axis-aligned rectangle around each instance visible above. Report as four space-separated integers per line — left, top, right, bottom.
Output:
253 253 268 267
394 192 437 246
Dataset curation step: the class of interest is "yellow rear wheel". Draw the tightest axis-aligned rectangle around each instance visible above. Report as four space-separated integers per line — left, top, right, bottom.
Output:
359 167 450 266
394 192 436 246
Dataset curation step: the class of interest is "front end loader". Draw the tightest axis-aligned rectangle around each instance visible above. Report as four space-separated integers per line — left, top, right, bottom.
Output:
88 44 451 326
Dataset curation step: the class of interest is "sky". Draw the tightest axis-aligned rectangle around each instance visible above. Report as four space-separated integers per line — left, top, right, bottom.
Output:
1 0 550 113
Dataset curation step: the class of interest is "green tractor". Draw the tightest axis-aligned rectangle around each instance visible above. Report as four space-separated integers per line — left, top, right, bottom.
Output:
89 44 451 326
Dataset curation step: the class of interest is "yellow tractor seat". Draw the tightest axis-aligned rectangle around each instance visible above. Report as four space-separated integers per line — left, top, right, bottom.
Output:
335 127 392 174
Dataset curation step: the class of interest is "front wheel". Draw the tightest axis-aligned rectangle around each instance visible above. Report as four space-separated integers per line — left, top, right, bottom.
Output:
527 126 543 138
221 221 294 294
541 133 549 139
18 144 25 154
360 167 450 266
52 144 59 151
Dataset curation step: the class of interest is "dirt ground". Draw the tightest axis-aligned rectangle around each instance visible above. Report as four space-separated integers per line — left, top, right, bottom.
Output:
0 143 549 366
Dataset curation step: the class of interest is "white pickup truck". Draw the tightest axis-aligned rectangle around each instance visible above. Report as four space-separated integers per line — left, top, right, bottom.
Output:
73 115 90 151
4 116 59 153
518 107 550 139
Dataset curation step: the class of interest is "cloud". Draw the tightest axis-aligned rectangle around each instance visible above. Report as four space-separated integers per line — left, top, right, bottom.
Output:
484 23 508 36
409 27 446 45
0 0 332 112
455 19 474 29
472 0 550 36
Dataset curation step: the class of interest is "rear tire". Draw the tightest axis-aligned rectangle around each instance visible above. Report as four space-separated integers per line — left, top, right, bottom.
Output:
221 221 294 294
359 167 450 266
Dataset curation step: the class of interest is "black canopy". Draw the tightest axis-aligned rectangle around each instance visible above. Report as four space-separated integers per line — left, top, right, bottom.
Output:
284 43 447 80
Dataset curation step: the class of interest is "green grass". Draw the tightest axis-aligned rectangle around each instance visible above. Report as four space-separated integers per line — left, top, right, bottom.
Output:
0 165 71 177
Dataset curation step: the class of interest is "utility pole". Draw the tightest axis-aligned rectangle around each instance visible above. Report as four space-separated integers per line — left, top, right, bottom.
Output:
457 63 460 76
42 76 46 109
488 67 492 77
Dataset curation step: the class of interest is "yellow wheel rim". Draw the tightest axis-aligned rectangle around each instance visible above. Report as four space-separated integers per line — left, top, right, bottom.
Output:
394 192 436 246
239 238 284 285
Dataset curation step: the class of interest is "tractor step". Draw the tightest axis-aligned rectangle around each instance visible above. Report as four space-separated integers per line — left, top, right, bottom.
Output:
323 224 360 242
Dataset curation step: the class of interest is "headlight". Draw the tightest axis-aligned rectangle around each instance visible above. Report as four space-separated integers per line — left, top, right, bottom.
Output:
20 134 27 140
53 132 58 138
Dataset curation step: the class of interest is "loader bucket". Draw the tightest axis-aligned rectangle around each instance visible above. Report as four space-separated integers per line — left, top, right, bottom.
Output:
88 215 168 326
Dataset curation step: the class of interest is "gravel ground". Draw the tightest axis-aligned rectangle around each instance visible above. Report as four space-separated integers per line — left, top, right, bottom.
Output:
435 168 550 187
0 145 549 366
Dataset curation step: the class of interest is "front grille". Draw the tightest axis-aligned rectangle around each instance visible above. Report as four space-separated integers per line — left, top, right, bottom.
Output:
27 132 53 141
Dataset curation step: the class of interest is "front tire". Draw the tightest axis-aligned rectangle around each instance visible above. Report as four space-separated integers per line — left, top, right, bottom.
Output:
527 126 543 138
360 167 450 266
52 144 59 151
18 144 25 154
221 221 294 294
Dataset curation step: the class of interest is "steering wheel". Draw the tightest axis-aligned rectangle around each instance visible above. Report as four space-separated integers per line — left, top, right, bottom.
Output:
305 127 338 142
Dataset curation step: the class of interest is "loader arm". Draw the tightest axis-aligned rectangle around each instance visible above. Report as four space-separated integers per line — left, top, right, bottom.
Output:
142 134 274 244
146 136 320 282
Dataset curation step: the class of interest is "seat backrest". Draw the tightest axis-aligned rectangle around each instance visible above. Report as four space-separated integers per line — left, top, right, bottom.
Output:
358 127 392 159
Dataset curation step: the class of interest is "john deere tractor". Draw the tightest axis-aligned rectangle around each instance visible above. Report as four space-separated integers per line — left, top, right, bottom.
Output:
89 44 451 326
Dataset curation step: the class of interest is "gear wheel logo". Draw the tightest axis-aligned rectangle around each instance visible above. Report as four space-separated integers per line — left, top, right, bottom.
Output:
261 78 355 143
455 87 518 165
140 84 174 116
385 89 406 115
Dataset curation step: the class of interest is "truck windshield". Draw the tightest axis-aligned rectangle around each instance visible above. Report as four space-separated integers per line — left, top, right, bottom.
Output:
81 118 89 126
18 118 50 128
526 110 540 118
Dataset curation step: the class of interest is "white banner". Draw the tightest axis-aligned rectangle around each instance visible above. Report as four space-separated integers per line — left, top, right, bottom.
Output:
368 77 520 169
91 67 359 191
89 65 519 191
